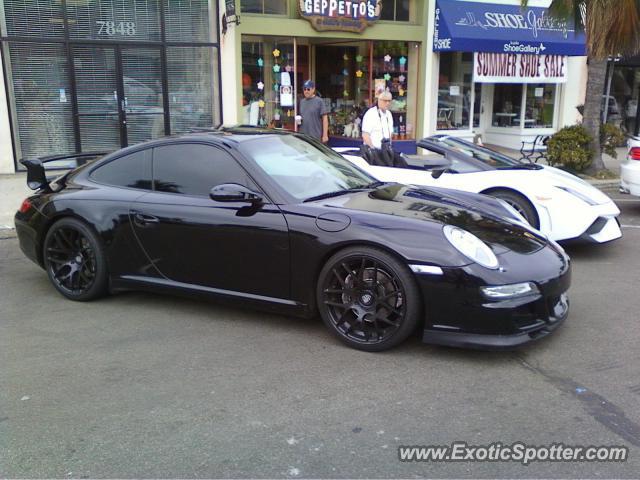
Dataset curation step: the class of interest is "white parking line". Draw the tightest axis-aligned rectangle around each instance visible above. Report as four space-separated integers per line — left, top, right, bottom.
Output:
614 199 640 202
621 225 640 229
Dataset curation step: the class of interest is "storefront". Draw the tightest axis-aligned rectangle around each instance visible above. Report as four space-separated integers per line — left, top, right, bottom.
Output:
221 1 427 153
604 55 640 137
427 0 587 150
0 0 221 173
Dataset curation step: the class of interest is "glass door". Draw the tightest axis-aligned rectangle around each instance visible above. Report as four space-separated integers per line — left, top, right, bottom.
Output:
121 47 166 144
72 45 122 151
72 45 166 150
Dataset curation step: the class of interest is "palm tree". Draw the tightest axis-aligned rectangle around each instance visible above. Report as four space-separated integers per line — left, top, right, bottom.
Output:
523 0 640 173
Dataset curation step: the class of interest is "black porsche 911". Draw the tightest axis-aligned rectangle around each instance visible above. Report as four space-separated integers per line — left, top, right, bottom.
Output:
15 128 570 351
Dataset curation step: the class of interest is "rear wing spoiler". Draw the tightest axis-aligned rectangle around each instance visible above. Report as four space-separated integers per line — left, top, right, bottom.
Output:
20 151 108 191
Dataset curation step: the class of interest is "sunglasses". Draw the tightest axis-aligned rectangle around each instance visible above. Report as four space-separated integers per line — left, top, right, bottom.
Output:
303 87 313 91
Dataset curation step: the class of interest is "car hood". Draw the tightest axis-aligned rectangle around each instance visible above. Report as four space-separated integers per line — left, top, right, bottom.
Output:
538 165 613 205
320 184 547 255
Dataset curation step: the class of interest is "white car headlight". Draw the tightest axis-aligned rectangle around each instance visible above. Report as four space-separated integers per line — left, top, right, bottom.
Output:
443 225 499 269
554 185 599 206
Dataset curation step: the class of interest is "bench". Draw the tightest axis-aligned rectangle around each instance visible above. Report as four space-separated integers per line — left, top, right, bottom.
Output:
520 135 550 163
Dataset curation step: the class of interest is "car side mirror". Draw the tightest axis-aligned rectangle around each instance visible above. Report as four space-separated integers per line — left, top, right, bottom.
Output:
210 183 263 205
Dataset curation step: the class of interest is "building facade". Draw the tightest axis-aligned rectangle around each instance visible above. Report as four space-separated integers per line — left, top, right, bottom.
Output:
0 0 222 174
604 55 640 137
0 0 589 174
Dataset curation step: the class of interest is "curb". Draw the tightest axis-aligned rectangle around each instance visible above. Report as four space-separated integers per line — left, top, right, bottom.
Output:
584 179 620 189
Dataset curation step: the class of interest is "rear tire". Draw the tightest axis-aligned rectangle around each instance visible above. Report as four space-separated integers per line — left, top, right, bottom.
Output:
317 246 421 352
43 218 108 301
487 189 539 229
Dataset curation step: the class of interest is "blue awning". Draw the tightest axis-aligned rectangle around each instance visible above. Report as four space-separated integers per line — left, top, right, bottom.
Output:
433 0 586 56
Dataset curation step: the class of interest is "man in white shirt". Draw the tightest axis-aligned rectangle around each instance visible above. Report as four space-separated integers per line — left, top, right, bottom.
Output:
362 90 394 149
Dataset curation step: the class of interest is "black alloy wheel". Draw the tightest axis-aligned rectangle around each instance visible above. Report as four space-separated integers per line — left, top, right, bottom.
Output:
43 218 108 301
317 246 421 351
488 189 540 229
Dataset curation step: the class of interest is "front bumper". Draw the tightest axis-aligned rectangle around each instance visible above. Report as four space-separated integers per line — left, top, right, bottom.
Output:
414 247 571 350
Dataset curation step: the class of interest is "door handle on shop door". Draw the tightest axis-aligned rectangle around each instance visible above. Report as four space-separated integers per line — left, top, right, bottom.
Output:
132 211 159 226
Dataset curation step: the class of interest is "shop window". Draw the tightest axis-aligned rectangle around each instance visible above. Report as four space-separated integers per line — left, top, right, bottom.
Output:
605 65 640 134
167 46 220 134
437 52 473 131
492 84 523 128
380 0 410 21
240 37 418 141
241 0 286 14
1 0 66 38
3 42 76 159
164 0 213 42
241 36 296 130
524 84 555 129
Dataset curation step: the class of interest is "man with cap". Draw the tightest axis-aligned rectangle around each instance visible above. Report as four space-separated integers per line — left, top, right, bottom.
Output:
298 80 329 143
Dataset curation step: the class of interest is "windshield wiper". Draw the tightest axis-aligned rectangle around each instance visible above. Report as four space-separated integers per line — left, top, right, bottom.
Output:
303 182 394 203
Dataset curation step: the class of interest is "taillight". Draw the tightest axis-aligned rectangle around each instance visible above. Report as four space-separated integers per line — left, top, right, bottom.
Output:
19 198 33 213
630 147 640 160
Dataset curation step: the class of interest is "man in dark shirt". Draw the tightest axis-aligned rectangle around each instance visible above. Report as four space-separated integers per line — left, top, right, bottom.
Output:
298 80 329 143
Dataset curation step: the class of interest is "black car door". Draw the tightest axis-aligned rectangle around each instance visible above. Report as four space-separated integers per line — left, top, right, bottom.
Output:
129 142 291 300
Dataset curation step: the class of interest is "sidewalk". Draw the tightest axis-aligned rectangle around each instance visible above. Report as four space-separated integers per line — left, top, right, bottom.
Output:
0 148 626 233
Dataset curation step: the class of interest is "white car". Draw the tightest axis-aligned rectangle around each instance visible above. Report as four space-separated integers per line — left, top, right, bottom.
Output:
336 135 622 244
621 135 640 197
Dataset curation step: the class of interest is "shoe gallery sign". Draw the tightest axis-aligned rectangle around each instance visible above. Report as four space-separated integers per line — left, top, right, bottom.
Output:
299 0 381 33
474 52 568 83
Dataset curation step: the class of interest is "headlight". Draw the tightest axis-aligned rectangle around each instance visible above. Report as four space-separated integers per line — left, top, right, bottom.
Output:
554 185 599 206
443 225 499 269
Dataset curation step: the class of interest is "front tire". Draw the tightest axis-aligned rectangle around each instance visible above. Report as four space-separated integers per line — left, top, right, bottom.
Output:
317 246 421 352
43 218 108 301
487 189 539 229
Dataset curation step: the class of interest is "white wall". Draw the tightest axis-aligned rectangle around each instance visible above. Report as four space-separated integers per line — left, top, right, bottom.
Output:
0 53 15 174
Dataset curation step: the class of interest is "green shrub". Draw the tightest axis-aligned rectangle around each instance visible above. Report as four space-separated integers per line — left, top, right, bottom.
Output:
600 123 626 158
547 125 594 172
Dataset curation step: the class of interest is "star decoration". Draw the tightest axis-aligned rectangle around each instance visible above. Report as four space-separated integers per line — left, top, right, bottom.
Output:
384 54 391 62
356 55 363 63
272 49 280 57
383 73 391 81
343 90 349 97
342 68 349 75
399 88 405 97
257 81 264 90
273 64 280 73
355 70 363 78
399 56 407 65
285 65 293 72
257 58 264 67
274 83 279 91
258 99 265 108
343 53 349 60
399 75 406 83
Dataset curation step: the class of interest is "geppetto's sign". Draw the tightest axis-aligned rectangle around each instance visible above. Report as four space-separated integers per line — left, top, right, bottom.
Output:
474 53 568 83
299 0 381 33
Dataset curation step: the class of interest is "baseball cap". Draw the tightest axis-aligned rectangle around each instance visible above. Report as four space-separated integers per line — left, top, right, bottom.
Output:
303 80 315 89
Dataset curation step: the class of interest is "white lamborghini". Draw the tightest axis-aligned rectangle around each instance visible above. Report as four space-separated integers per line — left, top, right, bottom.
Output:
336 135 621 244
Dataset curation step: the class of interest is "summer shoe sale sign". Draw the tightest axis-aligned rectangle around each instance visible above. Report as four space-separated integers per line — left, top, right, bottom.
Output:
474 53 568 83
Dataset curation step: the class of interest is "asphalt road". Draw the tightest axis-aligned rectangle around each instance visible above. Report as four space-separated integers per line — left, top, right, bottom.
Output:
1 188 639 478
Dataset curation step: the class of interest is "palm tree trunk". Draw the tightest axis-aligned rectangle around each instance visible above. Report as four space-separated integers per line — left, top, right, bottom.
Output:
583 57 608 173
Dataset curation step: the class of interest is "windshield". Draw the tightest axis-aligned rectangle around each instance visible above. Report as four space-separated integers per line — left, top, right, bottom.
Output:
238 135 376 202
434 137 523 168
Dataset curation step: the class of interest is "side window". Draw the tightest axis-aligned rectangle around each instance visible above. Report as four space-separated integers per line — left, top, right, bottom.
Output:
152 144 256 197
90 149 152 189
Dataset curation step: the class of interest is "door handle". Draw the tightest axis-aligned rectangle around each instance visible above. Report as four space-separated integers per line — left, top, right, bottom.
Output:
132 211 159 226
